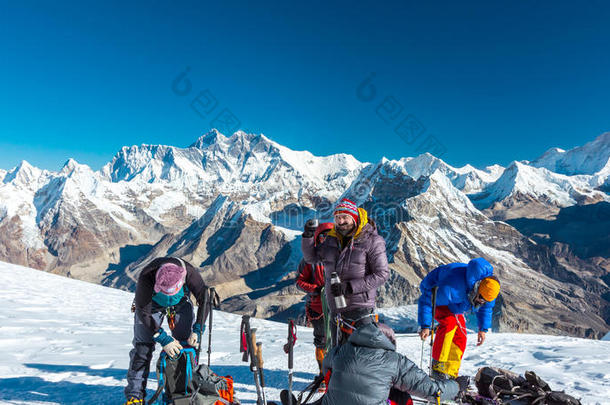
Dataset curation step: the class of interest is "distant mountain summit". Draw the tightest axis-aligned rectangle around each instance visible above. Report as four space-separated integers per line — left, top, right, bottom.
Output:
531 132 610 176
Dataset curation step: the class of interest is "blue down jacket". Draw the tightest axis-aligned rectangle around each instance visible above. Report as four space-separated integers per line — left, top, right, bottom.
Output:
418 258 496 332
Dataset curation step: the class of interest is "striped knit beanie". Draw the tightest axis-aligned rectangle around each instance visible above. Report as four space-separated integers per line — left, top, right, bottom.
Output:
334 198 359 226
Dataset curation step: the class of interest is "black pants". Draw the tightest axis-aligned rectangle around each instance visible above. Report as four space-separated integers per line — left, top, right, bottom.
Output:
330 307 374 346
125 299 194 400
309 309 326 349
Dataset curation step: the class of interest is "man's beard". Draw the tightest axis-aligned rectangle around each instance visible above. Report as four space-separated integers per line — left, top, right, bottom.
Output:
336 224 355 236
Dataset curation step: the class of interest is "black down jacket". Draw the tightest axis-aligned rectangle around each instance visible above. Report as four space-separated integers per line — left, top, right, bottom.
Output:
321 323 459 404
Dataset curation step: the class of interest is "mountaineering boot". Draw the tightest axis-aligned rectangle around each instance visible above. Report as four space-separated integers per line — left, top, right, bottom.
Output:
431 359 450 381
123 397 143 405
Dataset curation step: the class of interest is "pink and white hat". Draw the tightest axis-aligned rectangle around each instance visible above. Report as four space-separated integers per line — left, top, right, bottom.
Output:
154 260 187 296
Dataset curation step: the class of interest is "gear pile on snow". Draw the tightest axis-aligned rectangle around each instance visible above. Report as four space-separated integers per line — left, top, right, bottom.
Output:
462 366 582 405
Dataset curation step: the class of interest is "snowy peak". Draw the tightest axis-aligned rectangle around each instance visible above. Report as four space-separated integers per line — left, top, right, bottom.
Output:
4 160 41 184
376 153 504 194
2 160 50 191
531 147 566 169
406 169 484 219
341 156 501 213
101 143 206 183
191 128 272 149
189 129 275 156
478 161 568 204
469 160 609 218
189 128 226 148
339 160 479 226
100 129 365 206
398 152 450 180
60 158 95 177
532 132 610 175
426 169 477 204
193 128 364 183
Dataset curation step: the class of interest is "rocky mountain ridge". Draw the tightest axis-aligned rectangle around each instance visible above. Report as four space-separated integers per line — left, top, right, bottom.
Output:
1 130 608 338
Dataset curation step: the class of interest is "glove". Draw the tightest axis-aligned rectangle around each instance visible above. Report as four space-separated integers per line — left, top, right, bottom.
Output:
187 332 199 347
455 375 470 394
314 285 323 294
303 219 319 238
330 281 352 296
162 339 183 358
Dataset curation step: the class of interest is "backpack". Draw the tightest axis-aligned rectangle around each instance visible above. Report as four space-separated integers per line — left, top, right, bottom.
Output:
148 348 197 404
388 387 413 405
191 364 235 405
474 367 526 398
148 348 236 405
472 367 582 405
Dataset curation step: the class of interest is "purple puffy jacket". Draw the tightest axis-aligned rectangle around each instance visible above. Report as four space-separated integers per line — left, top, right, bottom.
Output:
301 208 389 314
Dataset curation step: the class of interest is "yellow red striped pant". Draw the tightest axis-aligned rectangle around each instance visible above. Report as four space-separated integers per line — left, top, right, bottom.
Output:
431 305 467 377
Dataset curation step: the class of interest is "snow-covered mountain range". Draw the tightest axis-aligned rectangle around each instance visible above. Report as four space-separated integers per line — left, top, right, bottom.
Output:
1 130 609 338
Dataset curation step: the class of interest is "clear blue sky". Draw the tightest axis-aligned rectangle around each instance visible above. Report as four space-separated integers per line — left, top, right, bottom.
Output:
1 1 609 171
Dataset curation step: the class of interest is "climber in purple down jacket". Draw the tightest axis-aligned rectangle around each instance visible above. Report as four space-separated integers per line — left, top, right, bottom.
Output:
301 198 390 345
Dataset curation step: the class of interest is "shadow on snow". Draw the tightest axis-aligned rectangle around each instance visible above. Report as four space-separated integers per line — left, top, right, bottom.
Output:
0 363 318 404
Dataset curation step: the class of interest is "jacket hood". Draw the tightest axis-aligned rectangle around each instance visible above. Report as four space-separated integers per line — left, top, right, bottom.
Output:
465 258 493 291
347 323 396 351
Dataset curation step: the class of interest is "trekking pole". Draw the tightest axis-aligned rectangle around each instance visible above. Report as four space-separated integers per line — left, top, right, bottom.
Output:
195 288 209 364
429 286 438 377
283 319 297 405
256 341 268 405
207 287 220 368
240 315 265 405
420 338 425 370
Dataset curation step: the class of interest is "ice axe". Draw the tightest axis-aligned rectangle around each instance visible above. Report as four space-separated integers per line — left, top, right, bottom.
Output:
206 287 220 367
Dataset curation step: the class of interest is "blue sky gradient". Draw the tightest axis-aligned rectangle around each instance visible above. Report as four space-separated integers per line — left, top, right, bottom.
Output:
1 1 609 171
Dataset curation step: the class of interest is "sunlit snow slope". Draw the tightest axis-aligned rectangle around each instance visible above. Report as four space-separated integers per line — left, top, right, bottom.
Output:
1 262 609 404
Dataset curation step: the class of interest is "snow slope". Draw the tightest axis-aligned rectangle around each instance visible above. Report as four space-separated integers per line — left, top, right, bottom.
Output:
2 263 609 405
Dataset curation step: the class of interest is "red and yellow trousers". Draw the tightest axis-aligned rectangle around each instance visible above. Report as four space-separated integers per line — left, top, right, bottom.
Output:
431 306 467 378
